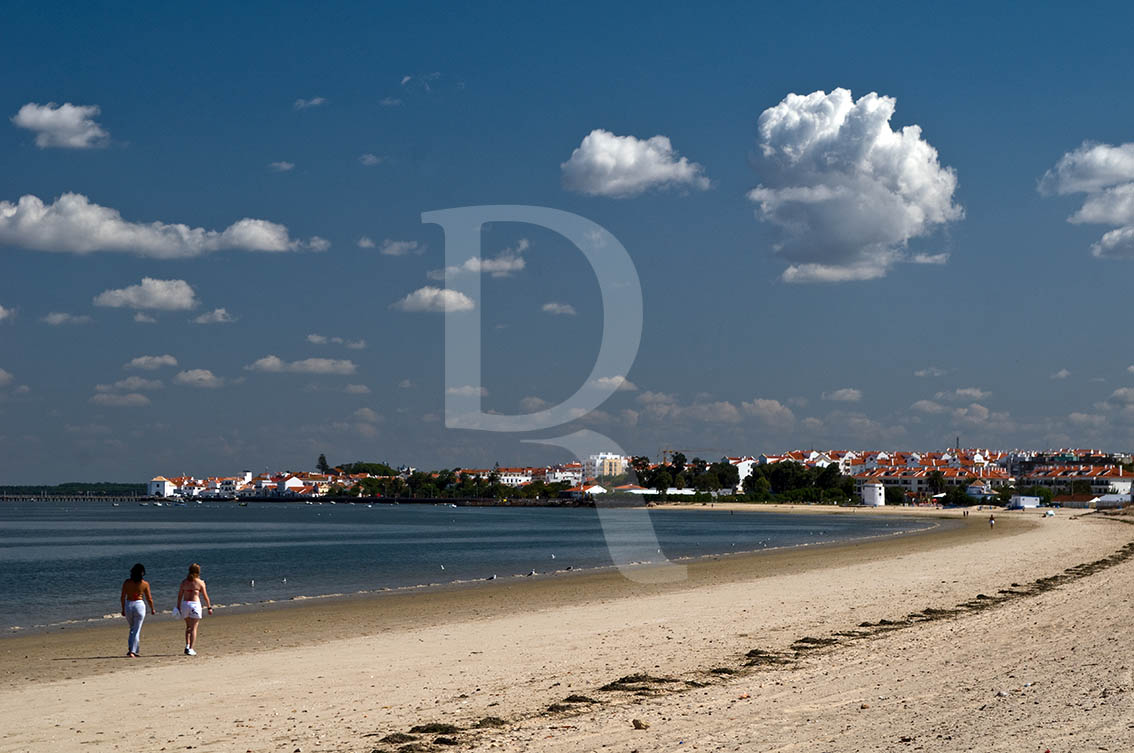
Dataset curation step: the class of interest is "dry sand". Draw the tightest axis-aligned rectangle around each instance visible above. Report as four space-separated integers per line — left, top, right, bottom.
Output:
2 506 1132 752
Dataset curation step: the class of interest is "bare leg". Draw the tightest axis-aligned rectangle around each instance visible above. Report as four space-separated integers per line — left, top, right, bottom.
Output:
187 618 200 649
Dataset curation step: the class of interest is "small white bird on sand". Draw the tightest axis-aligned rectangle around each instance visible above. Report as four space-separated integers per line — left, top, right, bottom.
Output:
487 574 497 580
250 579 255 587
440 564 445 571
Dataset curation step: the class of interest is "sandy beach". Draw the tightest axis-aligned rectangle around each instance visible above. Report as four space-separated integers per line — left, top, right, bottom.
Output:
2 506 1132 752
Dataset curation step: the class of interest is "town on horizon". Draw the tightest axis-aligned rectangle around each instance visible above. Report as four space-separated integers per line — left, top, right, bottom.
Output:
134 446 1134 508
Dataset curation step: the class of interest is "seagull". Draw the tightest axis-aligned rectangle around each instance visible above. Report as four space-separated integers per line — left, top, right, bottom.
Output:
550 554 555 559
440 564 445 571
250 579 255 587
527 569 537 576
487 574 497 581
281 577 287 584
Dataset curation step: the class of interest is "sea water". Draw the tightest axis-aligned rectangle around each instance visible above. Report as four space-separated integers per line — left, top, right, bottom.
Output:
0 501 935 632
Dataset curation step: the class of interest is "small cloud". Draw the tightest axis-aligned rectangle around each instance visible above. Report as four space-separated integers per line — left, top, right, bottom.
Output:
562 129 710 198
245 355 357 375
353 407 380 422
391 286 474 313
192 308 235 325
11 102 109 149
293 96 327 110
914 367 948 377
125 354 177 371
428 239 529 280
309 236 330 252
588 376 637 391
268 161 295 172
90 392 150 407
1050 368 1071 380
911 399 946 414
822 387 862 402
359 153 383 166
133 313 156 324
400 72 440 91
398 379 413 389
94 278 197 311
0 304 13 322
379 239 423 256
346 339 366 350
344 384 370 394
446 385 487 397
541 302 577 316
307 334 329 344
1128 365 1134 374
910 253 950 265
174 369 224 388
935 387 991 401
357 236 376 248
379 97 402 107
43 312 92 325
520 396 549 412
96 376 162 392
14 384 30 394
0 368 13 387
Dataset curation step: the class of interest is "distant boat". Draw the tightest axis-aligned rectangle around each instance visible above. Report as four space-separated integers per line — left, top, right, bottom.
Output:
239 502 248 507
153 501 163 507
111 503 120 507
138 502 149 506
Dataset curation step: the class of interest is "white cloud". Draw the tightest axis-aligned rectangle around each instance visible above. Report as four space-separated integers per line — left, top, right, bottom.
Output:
748 88 962 282
0 304 11 322
1050 368 1071 380
192 308 235 325
174 369 224 388
96 377 162 392
637 393 741 424
294 96 327 110
309 236 330 252
306 334 365 349
13 384 29 394
910 253 950 265
245 355 357 375
822 387 862 402
353 407 380 422
636 390 676 405
914 366 947 377
1040 142 1134 260
392 286 475 312
911 399 946 414
400 72 440 91
94 278 197 310
357 236 376 248
428 239 529 279
520 396 549 412
0 368 13 387
398 379 413 389
951 402 991 426
541 302 577 316
588 376 637 391
125 354 177 371
359 153 383 166
935 387 991 401
379 97 402 107
561 129 710 198
446 385 487 397
43 312 91 325
133 313 156 324
344 384 371 395
90 392 150 407
741 398 795 427
379 239 423 256
11 102 109 149
268 161 295 172
1128 365 1134 375
1068 412 1106 429
0 193 323 258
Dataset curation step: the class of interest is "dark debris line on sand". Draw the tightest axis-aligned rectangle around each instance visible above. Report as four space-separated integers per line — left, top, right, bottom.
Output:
364 522 1134 752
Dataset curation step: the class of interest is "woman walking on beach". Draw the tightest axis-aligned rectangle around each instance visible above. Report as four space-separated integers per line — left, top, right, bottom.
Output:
176 563 213 656
120 563 155 658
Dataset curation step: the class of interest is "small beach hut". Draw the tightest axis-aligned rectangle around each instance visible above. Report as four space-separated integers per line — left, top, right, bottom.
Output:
861 481 885 507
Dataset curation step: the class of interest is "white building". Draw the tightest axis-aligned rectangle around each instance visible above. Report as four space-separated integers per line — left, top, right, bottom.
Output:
861 481 885 506
728 456 757 493
497 467 535 487
1008 495 1041 509
586 452 627 479
148 476 175 497
545 464 584 485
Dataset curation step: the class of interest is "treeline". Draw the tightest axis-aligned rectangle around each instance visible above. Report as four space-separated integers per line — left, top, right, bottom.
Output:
623 454 741 493
328 468 571 500
0 482 146 495
741 461 855 503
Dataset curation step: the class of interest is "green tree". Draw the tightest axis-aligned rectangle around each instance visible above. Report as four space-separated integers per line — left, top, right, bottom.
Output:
884 486 906 505
927 470 946 494
317 453 330 474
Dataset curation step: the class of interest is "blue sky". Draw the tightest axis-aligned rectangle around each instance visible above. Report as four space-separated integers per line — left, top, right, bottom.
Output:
2 1 1133 483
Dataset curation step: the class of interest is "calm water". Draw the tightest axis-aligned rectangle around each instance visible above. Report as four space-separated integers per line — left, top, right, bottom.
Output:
0 501 935 632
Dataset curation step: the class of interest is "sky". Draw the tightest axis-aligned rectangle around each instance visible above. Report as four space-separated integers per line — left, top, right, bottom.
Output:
2 1 1134 483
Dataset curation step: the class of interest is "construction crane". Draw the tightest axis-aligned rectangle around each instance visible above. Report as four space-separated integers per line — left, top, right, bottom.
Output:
658 448 727 465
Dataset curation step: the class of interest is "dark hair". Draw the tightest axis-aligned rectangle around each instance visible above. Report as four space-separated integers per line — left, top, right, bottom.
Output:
130 563 145 583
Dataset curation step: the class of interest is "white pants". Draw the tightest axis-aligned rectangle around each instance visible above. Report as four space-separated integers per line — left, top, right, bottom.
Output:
180 600 203 619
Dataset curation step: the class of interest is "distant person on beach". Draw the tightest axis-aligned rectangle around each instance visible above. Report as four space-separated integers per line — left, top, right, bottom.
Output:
176 563 213 656
989 514 996 529
120 563 156 658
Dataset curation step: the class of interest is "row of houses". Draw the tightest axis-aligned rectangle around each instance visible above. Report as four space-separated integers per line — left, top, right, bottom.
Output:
147 471 371 499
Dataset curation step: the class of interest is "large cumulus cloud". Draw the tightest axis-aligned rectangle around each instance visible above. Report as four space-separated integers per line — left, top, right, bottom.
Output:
748 88 963 282
1040 142 1134 259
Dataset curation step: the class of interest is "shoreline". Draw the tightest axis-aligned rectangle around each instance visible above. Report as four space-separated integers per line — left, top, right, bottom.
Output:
1 504 955 641
2 507 996 691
